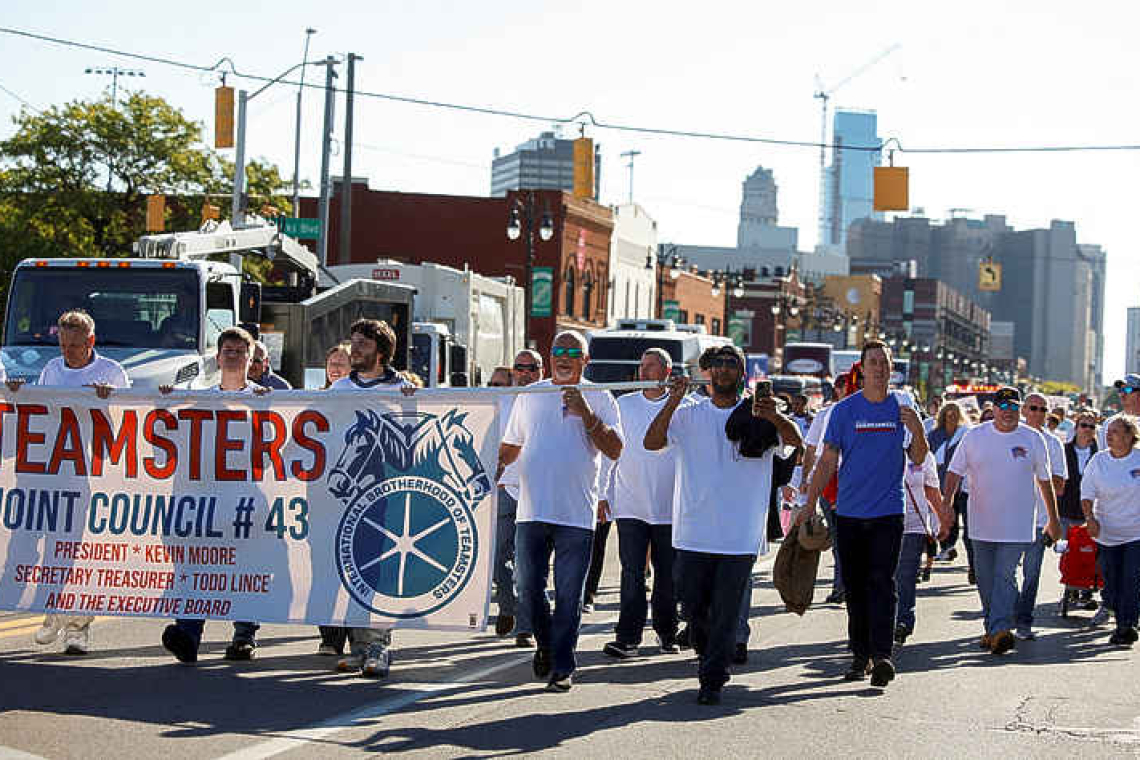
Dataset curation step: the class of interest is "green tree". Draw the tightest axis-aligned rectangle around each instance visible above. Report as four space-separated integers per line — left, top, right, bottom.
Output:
0 91 293 291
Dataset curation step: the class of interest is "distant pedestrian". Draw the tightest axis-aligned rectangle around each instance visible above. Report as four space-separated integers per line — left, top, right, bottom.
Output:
26 309 130 655
930 401 974 575
248 339 292 390
1079 414 1140 648
601 348 680 660
894 452 941 644
500 332 623 692
801 341 928 688
941 387 1061 657
317 341 353 656
1058 410 1100 613
645 344 801 705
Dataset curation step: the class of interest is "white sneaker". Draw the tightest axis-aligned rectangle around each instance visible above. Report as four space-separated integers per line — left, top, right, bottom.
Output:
62 629 89 655
1089 606 1113 628
360 644 391 678
34 615 62 645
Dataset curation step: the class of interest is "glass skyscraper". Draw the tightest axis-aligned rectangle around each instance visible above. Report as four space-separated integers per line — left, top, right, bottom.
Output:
820 110 882 250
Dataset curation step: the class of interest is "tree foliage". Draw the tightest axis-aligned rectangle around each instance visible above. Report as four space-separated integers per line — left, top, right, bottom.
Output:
0 90 292 292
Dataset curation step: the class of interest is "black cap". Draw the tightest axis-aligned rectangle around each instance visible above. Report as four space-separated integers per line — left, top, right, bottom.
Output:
993 386 1021 406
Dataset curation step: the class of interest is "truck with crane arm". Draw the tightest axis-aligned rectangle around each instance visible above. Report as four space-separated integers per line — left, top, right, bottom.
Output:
0 220 415 389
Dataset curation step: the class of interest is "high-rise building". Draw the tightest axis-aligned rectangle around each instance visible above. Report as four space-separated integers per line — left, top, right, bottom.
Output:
820 110 882 249
737 166 798 251
1126 308 1140 376
490 131 600 198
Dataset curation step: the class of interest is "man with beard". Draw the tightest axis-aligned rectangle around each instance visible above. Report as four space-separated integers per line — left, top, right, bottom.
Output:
645 344 801 705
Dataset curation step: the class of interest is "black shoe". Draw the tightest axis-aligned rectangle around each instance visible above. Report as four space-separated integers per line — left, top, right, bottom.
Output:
921 566 931 582
1127 628 1139 645
1108 630 1132 647
696 687 721 705
843 658 870 681
515 632 534 648
945 548 958 562
967 568 976 585
893 624 911 645
495 614 514 637
545 672 572 692
825 589 846 604
533 647 553 679
657 633 679 654
224 640 256 661
675 626 691 650
162 624 198 664
603 641 638 659
869 658 896 688
732 643 748 664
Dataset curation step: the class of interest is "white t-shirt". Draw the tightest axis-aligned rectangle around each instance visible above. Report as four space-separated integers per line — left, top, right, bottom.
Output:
665 396 781 556
1075 444 1094 475
948 422 1050 543
496 394 521 500
797 404 835 496
329 369 412 391
903 452 940 535
1033 429 1068 527
37 352 130 389
607 392 675 524
502 380 621 530
208 382 263 395
1079 448 1140 546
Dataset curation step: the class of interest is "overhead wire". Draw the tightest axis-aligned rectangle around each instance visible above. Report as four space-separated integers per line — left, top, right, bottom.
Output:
4 25 1140 155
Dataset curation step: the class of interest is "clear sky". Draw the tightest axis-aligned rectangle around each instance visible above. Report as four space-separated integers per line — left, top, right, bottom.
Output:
1 1 1136 383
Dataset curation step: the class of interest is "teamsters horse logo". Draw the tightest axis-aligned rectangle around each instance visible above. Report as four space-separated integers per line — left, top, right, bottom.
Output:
328 409 492 618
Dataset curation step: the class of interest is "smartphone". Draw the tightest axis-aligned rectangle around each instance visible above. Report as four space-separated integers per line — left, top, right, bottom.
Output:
755 380 773 399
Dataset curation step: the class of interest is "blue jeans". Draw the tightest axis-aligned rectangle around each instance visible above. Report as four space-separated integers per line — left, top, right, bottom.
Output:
516 521 593 677
614 519 676 646
895 533 928 632
674 549 754 690
1016 531 1048 628
173 619 259 649
1096 539 1140 630
494 489 531 633
973 540 1032 635
736 556 756 645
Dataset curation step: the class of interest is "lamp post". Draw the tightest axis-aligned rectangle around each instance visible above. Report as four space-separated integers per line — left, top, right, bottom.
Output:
291 28 317 218
647 244 684 320
507 191 554 325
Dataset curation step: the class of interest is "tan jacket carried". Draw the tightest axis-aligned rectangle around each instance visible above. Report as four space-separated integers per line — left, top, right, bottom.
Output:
773 524 823 615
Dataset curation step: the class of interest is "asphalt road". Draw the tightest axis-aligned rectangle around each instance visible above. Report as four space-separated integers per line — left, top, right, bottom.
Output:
1 537 1138 759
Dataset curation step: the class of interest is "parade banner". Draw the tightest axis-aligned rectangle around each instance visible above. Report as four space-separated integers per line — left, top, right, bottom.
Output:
0 388 500 632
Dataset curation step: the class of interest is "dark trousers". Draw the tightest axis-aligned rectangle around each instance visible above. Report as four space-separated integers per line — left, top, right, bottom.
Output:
836 514 904 662
942 493 975 571
319 625 347 651
174 619 259 649
1097 539 1140 630
584 519 612 603
614 519 677 645
674 549 754 690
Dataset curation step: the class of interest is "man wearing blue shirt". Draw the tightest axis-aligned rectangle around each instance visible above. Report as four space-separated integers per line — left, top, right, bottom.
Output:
801 340 928 688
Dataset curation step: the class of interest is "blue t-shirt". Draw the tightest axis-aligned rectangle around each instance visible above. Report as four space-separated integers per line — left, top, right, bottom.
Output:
824 390 912 518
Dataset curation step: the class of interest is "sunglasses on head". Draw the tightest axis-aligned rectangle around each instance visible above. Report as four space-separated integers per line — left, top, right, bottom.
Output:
551 346 584 358
1025 404 1047 412
1122 386 1138 395
1078 422 1096 429
513 362 539 372
996 401 1020 411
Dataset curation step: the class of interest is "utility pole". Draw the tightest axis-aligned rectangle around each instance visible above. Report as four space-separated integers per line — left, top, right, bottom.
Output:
316 56 339 268
291 28 317 218
621 150 641 204
339 53 361 267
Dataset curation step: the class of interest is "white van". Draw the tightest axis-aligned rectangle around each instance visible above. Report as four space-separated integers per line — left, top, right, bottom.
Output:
585 325 732 391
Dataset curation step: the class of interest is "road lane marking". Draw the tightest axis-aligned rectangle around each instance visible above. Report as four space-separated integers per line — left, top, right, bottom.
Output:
0 624 43 640
0 617 42 631
219 551 780 760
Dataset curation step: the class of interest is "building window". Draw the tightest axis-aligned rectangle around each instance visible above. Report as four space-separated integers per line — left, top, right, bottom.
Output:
695 313 706 326
583 274 594 321
564 267 575 318
625 280 631 317
680 309 689 324
712 318 721 335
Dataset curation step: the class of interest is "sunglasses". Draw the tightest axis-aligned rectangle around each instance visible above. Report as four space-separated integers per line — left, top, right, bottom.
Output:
1078 422 1096 429
709 357 740 369
1122 386 1138 395
513 363 539 372
996 401 1020 411
551 347 584 358
1025 404 1047 412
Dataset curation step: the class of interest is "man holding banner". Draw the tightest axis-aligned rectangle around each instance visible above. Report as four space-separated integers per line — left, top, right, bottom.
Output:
161 326 269 664
499 331 622 693
30 309 130 655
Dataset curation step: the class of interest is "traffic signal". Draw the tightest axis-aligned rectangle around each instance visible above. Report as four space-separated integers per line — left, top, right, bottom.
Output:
146 194 165 232
215 86 234 149
873 166 909 211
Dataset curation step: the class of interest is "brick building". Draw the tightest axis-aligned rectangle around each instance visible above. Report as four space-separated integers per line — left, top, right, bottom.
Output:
656 269 728 335
300 184 613 356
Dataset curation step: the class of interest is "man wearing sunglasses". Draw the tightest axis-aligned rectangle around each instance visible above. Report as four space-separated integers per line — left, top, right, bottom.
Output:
1015 393 1068 640
499 332 622 693
942 386 1061 657
492 350 544 647
247 340 292 390
1108 374 1140 449
645 344 801 705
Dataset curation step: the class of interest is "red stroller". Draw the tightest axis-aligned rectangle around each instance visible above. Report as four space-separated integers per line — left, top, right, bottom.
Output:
1058 524 1103 618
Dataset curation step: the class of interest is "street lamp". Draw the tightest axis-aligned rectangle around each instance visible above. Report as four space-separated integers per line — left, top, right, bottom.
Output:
648 245 686 319
507 191 554 323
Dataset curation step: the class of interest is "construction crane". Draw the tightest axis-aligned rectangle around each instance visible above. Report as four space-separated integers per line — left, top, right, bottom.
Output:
814 44 901 244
